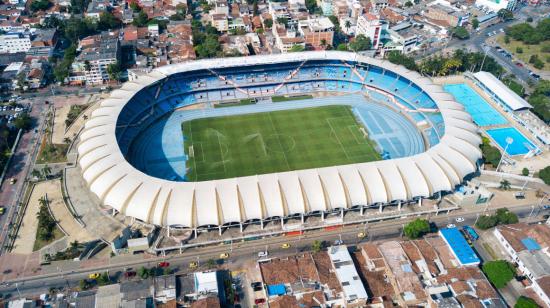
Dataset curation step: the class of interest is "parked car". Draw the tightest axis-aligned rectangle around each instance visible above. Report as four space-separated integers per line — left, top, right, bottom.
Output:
258 251 268 258
158 262 170 268
254 298 266 304
189 261 198 269
219 253 229 259
446 224 456 228
281 243 291 249
455 217 465 223
124 271 136 278
0 206 4 215
88 273 100 279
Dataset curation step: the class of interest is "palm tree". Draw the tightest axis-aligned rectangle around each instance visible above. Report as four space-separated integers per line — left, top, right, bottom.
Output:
31 169 41 179
42 165 52 178
320 39 327 50
63 137 71 145
499 180 511 190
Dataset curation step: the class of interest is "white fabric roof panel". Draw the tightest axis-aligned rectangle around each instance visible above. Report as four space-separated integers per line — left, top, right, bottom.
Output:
357 164 388 204
412 154 452 193
376 161 407 201
257 174 284 217
317 168 348 209
77 51 482 227
237 176 263 221
337 166 368 206
396 159 430 199
194 182 219 226
215 179 242 224
278 172 306 215
473 71 532 110
298 170 327 212
165 185 195 227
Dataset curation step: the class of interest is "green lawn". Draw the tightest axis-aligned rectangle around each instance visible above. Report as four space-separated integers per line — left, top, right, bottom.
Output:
182 105 381 181
271 95 313 102
496 35 550 71
214 99 256 108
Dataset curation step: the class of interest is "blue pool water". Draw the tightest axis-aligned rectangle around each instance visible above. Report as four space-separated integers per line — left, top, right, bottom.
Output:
443 84 508 127
486 127 537 156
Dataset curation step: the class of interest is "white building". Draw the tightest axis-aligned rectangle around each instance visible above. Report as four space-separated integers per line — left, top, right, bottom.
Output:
493 223 550 307
475 0 517 12
0 32 31 53
327 245 368 305
356 13 386 50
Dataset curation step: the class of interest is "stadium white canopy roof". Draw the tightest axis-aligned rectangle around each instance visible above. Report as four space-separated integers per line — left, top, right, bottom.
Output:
78 51 482 228
472 71 532 111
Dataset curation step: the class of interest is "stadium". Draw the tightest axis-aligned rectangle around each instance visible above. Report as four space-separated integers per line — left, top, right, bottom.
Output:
77 51 482 233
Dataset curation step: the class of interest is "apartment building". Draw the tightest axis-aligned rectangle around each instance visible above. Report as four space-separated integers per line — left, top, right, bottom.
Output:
0 32 31 53
298 17 334 48
71 32 120 85
494 223 550 306
356 13 386 50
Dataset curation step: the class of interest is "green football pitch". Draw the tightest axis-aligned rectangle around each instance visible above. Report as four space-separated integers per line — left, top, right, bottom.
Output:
182 105 381 181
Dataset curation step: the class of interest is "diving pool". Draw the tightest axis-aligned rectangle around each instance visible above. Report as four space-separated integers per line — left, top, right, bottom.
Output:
443 83 508 127
486 127 537 156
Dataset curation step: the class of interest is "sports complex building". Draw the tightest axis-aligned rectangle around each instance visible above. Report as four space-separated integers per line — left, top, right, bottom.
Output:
77 51 482 235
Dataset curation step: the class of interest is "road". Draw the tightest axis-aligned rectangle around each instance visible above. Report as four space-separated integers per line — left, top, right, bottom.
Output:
0 203 546 298
0 99 50 255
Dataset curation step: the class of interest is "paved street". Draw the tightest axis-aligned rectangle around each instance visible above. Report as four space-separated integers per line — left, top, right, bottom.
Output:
0 202 547 299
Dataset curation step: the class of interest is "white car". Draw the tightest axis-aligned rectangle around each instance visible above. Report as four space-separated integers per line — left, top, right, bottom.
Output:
258 251 268 258
455 217 465 223
446 224 456 228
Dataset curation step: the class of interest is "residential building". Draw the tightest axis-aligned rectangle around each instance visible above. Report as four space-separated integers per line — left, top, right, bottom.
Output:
71 32 120 85
298 17 334 48
154 275 177 303
356 13 386 49
475 0 517 12
423 2 469 27
494 223 550 306
327 245 369 306
0 32 31 53
211 14 229 32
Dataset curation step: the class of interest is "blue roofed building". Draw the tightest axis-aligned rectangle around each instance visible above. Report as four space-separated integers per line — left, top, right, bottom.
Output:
439 227 480 266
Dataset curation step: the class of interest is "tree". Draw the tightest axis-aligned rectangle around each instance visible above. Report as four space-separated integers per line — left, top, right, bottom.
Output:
276 17 288 27
386 51 417 70
403 218 430 239
305 0 318 14
133 11 150 27
404 1 413 6
472 18 479 29
515 296 540 308
526 17 534 23
499 180 511 190
264 19 273 29
97 272 110 285
452 26 469 40
538 166 550 185
98 12 122 31
337 43 348 51
138 266 149 279
516 47 523 53
14 113 32 130
498 9 513 21
348 34 371 52
42 164 52 178
344 20 352 33
79 279 90 290
289 44 305 53
106 63 122 82
495 208 518 225
311 240 323 253
522 168 529 176
504 35 510 44
476 215 498 229
253 0 259 16
30 0 51 12
31 169 41 179
206 259 216 269
482 260 515 288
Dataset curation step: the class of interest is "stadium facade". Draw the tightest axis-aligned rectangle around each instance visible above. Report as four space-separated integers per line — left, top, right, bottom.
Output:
78 51 481 231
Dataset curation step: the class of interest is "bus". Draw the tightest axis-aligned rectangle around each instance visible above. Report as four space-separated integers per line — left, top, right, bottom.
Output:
462 226 479 241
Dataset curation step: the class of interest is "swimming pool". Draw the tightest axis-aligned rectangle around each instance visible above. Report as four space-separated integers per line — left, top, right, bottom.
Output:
486 127 537 156
443 84 508 127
